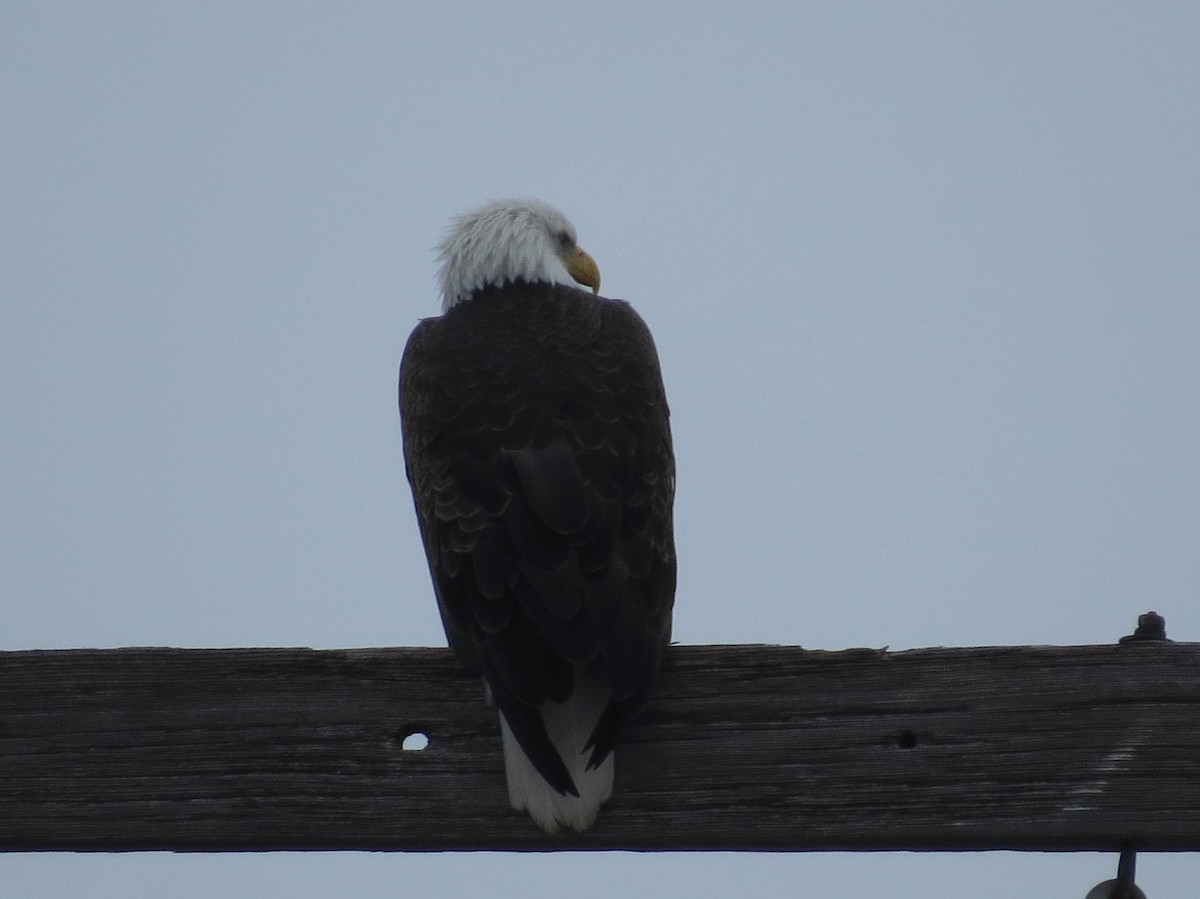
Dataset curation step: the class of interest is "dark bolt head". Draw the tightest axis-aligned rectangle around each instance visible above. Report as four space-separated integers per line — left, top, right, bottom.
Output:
1119 610 1168 644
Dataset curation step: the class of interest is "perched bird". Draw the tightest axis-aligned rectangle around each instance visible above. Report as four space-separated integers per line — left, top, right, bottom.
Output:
399 200 676 833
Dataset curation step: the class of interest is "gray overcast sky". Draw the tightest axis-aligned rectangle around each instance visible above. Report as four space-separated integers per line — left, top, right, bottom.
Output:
3 2 1198 896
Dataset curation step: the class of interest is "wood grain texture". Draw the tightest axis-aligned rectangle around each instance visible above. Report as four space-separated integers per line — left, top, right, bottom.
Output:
1 643 1197 852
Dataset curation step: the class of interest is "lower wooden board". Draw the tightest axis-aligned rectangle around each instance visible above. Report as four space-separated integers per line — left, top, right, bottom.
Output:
1 643 1197 851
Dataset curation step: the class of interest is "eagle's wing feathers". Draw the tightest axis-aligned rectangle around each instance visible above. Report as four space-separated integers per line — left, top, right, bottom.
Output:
400 283 674 798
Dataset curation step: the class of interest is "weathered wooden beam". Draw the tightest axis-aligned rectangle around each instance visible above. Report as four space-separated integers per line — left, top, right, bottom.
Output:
1 642 1197 852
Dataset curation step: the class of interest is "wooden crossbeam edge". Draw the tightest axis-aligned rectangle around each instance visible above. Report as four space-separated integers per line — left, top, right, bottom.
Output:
2 641 1198 852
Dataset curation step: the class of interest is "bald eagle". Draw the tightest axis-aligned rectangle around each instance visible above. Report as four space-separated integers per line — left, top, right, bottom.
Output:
399 200 676 833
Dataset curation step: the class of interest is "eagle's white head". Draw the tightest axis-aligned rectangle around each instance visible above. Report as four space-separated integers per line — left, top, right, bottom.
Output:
436 199 602 311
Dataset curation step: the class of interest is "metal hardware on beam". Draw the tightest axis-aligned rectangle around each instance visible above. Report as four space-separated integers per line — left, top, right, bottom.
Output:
1084 845 1145 899
1119 611 1168 644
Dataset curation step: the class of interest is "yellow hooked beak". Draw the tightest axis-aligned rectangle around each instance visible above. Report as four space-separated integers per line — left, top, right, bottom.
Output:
564 245 601 294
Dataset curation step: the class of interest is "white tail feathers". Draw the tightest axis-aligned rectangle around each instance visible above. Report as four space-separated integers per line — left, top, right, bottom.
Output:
498 673 615 833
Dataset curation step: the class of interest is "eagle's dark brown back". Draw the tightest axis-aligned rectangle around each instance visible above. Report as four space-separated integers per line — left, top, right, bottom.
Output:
399 280 675 788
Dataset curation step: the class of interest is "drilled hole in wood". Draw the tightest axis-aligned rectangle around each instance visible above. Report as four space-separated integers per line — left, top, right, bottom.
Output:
896 730 918 749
